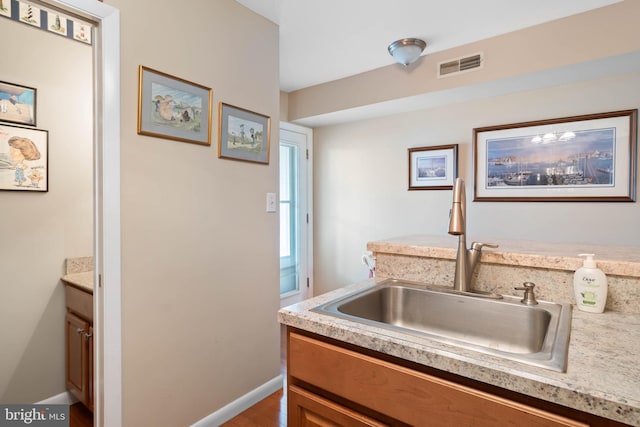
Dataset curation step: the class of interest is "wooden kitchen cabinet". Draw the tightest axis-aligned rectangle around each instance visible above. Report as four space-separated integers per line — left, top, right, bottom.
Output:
287 328 627 427
289 385 388 427
65 285 93 412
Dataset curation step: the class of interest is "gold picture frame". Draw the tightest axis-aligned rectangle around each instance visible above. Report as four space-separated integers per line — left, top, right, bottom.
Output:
137 66 213 146
218 102 270 164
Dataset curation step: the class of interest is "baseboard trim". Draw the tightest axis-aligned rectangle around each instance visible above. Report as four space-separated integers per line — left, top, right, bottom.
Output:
191 375 283 427
35 390 79 405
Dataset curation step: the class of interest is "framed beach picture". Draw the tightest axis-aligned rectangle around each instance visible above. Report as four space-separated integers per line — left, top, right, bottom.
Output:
137 66 212 146
0 81 37 126
0 124 48 192
218 103 270 164
408 144 458 190
473 110 637 202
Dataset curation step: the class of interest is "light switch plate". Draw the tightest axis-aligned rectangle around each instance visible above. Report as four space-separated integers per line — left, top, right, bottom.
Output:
266 192 277 212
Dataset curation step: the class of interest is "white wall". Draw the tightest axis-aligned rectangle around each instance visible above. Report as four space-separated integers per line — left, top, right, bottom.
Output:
314 72 640 295
0 19 93 402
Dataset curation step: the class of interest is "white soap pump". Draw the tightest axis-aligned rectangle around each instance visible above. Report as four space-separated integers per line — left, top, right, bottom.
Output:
573 253 608 313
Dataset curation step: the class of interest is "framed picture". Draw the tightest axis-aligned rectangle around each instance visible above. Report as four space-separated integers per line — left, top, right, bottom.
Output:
137 66 212 146
0 81 37 127
218 103 270 164
0 123 48 192
474 110 637 202
408 144 458 190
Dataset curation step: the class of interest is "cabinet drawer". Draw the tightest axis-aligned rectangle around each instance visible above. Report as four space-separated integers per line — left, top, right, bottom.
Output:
289 385 388 427
65 285 93 322
289 333 587 427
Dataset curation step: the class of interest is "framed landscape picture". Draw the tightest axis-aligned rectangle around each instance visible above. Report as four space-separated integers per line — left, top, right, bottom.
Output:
0 124 48 192
474 110 637 202
408 144 458 190
137 66 212 146
218 102 270 164
0 81 37 126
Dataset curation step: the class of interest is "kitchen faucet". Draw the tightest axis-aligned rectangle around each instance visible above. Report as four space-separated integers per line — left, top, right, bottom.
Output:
448 178 501 298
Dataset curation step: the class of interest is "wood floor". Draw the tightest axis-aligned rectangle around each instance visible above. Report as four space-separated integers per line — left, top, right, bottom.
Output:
221 389 287 427
222 326 288 426
70 402 93 427
69 390 287 427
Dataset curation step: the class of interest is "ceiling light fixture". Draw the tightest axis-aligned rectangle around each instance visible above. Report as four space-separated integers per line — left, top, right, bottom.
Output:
388 38 427 66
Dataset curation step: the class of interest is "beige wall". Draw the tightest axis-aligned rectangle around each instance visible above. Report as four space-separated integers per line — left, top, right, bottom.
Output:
309 3 640 296
314 72 640 295
104 0 280 425
280 91 289 122
288 1 640 122
0 20 93 402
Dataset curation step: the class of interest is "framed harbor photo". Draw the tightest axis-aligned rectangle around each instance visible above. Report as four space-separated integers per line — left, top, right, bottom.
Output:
137 66 212 146
0 124 48 192
408 144 458 190
473 110 637 202
218 103 270 164
0 81 37 127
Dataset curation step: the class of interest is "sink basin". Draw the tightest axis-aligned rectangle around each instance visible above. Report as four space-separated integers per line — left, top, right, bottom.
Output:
312 279 572 372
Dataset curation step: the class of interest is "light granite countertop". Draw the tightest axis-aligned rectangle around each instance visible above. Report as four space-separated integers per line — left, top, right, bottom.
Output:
61 271 94 294
278 279 640 426
367 235 640 278
61 256 94 294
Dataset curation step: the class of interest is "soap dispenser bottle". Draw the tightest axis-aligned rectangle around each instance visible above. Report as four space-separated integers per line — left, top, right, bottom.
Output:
573 253 608 313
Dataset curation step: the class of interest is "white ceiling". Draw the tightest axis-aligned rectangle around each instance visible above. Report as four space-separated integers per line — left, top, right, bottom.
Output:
235 0 622 92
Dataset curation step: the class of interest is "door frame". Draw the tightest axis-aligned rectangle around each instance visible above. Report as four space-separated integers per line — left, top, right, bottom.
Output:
47 1 121 426
280 121 313 307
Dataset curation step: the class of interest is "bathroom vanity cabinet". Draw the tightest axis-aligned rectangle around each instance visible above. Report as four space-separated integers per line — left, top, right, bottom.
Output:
287 328 627 427
64 284 94 412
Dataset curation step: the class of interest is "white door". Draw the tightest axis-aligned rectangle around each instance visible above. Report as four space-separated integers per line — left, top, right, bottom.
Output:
280 122 313 307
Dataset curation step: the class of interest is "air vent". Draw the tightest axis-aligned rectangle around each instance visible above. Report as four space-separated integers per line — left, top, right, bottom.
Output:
438 53 483 77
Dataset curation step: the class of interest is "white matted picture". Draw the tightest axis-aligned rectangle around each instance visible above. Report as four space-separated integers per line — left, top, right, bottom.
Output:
138 66 213 146
473 110 637 202
408 144 458 190
0 124 48 192
218 102 270 164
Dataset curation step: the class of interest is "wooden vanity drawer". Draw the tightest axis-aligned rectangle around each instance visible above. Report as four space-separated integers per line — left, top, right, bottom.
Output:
288 332 587 427
65 285 93 322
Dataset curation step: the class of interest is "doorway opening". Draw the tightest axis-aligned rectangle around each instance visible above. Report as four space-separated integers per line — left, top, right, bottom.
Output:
279 122 313 307
45 1 122 426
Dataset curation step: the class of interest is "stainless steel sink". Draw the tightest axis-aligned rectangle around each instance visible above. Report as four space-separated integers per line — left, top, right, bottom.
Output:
312 279 572 372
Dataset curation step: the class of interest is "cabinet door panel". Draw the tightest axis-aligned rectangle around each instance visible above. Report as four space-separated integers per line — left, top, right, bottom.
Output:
289 385 388 427
88 326 94 412
289 332 587 427
66 312 89 404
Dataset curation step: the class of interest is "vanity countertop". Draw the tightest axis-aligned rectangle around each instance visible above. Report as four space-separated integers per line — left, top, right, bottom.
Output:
278 279 640 425
61 256 94 294
61 271 94 294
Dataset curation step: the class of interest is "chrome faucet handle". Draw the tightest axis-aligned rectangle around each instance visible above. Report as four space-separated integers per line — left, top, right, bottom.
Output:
514 282 538 305
470 242 498 251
